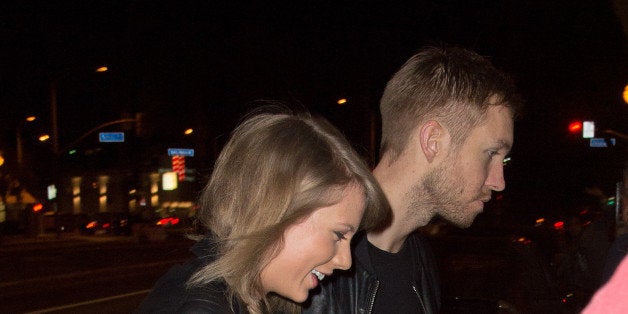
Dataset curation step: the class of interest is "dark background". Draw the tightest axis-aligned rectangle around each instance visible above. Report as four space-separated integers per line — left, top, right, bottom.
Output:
2 0 628 221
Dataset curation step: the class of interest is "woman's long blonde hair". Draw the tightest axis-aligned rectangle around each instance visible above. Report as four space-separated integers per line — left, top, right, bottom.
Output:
188 108 390 313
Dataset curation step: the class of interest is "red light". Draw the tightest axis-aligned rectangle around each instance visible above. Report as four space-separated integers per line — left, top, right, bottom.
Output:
102 223 111 229
32 203 43 212
554 221 565 230
156 217 180 226
568 121 583 133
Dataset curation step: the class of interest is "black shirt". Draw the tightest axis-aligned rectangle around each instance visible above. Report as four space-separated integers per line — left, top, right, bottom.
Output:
368 239 423 313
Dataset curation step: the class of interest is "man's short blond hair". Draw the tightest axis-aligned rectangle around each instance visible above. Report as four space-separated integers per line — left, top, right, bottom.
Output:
379 45 523 161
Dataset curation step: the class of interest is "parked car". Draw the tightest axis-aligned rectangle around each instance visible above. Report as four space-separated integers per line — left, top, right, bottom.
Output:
79 212 131 236
155 216 181 227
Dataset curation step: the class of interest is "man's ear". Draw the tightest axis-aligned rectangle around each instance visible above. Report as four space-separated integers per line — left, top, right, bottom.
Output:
419 121 446 163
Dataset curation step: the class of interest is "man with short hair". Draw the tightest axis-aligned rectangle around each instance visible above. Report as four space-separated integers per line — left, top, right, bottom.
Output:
304 46 523 313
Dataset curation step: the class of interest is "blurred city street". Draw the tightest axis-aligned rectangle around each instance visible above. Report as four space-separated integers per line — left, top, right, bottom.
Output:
1 1 627 313
0 232 194 313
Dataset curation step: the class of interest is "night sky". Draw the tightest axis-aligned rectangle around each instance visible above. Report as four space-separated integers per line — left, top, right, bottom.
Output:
2 1 628 218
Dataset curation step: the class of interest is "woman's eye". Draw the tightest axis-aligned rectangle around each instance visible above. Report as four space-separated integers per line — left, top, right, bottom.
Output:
334 231 347 241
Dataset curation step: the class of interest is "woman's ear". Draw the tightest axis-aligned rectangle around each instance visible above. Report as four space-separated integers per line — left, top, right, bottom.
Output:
419 121 446 163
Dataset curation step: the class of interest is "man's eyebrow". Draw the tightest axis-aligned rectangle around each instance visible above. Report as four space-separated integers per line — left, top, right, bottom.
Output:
495 140 512 151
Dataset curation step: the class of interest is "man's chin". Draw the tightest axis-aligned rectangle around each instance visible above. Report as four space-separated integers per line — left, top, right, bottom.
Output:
442 213 478 229
452 219 474 229
435 204 483 228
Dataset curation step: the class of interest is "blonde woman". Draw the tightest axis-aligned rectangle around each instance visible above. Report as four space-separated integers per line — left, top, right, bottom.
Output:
137 108 390 313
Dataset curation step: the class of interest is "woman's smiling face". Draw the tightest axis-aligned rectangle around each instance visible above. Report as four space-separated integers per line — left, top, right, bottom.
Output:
260 183 365 303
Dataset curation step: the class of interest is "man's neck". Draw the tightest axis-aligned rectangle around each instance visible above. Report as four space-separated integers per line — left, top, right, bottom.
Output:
367 227 407 253
371 155 433 253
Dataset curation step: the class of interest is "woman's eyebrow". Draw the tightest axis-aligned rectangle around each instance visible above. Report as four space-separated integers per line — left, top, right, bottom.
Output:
340 223 357 232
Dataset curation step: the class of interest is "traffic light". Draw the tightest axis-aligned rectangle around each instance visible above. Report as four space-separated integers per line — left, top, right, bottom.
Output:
32 203 43 212
568 121 583 134
568 120 595 138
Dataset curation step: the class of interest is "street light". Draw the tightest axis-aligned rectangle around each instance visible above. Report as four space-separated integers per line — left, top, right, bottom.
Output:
48 65 108 225
604 129 628 140
38 134 50 142
50 65 108 157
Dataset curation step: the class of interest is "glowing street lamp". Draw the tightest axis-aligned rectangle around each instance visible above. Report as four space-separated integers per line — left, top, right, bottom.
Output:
623 84 628 105
46 65 110 229
184 128 193 135
51 65 109 156
38 134 50 142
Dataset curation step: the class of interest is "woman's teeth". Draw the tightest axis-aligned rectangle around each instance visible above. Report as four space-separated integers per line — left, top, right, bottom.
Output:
311 269 325 281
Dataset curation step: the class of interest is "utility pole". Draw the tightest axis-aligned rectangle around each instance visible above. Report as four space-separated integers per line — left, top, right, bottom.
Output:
49 79 61 236
51 80 59 157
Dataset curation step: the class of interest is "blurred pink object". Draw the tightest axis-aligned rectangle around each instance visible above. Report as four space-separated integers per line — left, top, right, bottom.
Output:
582 254 628 313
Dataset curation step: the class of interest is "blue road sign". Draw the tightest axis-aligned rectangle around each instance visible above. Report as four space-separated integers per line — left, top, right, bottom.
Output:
590 138 616 147
99 132 125 142
168 148 195 157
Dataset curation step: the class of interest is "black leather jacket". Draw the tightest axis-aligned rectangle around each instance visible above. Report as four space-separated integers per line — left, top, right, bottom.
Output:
303 232 441 314
136 238 247 314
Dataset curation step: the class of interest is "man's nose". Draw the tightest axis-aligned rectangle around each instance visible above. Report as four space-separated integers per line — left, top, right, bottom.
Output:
486 162 506 192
